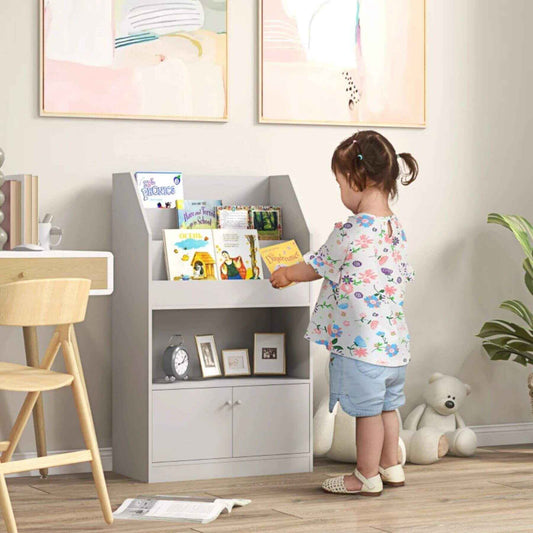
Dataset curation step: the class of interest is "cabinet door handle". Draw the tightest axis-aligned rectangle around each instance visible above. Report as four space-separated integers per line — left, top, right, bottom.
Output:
224 401 232 407
233 400 242 406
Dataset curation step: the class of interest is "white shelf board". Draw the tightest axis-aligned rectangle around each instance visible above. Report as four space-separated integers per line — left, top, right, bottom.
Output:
152 376 310 390
150 279 310 310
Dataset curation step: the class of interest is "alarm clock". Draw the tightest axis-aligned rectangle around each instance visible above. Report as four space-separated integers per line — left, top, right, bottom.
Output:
162 335 190 380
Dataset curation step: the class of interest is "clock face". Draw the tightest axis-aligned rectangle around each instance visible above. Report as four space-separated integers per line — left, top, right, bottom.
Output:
173 348 189 376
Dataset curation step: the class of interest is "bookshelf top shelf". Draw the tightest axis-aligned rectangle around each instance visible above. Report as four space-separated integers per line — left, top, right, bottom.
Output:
150 279 309 309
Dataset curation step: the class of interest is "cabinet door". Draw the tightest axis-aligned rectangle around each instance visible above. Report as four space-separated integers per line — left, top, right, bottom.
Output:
233 384 309 457
153 388 232 462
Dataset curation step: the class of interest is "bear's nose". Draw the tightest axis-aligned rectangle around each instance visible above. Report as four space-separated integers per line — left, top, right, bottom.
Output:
445 400 455 409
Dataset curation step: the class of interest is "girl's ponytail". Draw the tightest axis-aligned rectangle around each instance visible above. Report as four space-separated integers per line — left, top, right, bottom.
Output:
397 153 419 186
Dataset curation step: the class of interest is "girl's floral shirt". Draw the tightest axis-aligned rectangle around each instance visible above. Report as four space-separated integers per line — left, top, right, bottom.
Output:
304 214 414 367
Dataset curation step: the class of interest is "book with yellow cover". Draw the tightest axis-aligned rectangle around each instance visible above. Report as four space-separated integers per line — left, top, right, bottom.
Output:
259 240 303 287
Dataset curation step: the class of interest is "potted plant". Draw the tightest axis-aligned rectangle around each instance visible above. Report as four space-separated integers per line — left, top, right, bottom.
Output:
478 213 533 408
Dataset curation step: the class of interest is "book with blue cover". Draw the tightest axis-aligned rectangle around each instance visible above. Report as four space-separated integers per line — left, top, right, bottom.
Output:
178 200 222 229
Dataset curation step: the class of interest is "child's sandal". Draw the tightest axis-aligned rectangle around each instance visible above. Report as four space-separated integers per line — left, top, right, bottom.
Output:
379 464 405 487
322 469 383 496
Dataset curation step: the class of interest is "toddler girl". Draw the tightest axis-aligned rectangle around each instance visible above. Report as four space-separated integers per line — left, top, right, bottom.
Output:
270 130 418 496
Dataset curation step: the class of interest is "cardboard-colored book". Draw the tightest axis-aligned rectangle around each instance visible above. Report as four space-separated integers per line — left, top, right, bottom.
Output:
260 240 303 287
31 175 39 244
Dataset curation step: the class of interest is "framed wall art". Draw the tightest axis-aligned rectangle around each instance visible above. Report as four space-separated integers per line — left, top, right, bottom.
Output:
41 0 228 121
259 0 426 127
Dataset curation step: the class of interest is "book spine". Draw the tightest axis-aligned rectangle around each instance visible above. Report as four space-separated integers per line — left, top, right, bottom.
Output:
31 175 38 244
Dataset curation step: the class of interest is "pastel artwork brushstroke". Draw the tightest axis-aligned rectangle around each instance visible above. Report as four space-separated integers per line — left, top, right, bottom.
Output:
261 0 425 126
42 0 227 119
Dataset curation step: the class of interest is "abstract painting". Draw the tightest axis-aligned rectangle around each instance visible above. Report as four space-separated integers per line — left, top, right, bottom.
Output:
260 0 425 127
41 0 228 121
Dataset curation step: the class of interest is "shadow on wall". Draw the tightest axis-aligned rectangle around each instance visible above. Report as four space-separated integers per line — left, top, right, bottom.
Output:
54 182 112 251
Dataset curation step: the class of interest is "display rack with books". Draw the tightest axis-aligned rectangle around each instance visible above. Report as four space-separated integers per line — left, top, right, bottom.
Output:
112 172 312 483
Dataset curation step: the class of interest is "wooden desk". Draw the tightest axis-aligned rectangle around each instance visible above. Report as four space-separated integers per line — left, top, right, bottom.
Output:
0 251 113 477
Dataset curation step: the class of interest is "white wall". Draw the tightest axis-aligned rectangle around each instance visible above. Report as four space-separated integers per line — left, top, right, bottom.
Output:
0 0 532 454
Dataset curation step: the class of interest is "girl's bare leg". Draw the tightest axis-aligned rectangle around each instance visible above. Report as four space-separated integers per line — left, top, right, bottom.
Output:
344 414 383 491
380 410 400 468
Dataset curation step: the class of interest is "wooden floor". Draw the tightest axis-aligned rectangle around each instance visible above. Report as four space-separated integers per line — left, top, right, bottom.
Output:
2 446 533 532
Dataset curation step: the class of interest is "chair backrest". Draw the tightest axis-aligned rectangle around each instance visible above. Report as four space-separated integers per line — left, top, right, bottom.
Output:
0 278 91 326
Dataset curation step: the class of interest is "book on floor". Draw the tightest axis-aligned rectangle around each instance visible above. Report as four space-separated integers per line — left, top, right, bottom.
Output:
113 495 251 524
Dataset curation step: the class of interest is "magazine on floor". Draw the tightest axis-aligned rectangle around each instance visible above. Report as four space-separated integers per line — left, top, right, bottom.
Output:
113 495 251 524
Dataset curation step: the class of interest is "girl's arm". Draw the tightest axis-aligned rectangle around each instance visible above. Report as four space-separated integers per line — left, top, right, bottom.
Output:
270 261 321 288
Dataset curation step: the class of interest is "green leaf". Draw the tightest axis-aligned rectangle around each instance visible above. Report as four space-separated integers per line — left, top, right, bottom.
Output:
492 319 533 342
513 355 528 366
478 320 515 338
488 213 533 263
500 300 533 329
332 338 338 345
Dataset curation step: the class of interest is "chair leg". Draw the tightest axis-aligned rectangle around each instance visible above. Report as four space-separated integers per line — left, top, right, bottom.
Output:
0 473 17 533
22 326 48 478
61 336 114 525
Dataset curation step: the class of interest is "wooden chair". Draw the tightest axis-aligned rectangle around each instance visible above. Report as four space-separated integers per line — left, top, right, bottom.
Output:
0 278 113 533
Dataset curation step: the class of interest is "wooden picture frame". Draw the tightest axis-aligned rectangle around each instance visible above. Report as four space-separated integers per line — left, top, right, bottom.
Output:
40 0 229 122
253 333 286 375
195 334 222 378
258 0 426 128
222 349 251 377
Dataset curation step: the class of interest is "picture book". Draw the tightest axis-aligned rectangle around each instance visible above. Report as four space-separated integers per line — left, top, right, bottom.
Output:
250 206 282 240
135 172 184 209
260 240 303 287
213 229 263 280
178 200 222 229
163 229 218 281
216 206 250 229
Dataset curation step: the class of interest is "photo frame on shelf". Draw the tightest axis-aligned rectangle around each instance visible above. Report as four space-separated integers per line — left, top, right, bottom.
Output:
195 334 222 378
222 349 251 377
253 333 286 375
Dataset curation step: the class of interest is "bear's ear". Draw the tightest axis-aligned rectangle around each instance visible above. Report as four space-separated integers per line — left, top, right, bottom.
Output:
429 372 444 384
465 383 471 395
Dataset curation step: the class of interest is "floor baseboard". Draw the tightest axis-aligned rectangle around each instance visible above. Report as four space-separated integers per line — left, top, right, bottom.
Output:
6 424 533 478
472 422 533 447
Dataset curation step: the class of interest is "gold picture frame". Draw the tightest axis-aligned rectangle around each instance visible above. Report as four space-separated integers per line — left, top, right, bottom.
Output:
222 349 251 377
258 0 426 128
195 334 222 378
40 0 229 122
253 333 286 376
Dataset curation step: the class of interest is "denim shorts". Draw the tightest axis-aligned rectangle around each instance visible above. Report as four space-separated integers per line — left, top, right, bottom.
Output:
329 354 407 417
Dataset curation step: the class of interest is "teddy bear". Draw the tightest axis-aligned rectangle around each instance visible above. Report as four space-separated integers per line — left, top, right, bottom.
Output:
313 361 406 464
400 372 477 464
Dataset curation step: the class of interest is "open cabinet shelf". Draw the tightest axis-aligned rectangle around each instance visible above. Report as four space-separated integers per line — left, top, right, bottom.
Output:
112 172 313 482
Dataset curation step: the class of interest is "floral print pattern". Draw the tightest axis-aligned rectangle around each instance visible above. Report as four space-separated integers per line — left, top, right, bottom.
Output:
304 214 414 367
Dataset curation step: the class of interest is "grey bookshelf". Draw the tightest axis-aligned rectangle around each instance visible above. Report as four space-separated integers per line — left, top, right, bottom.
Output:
111 173 313 482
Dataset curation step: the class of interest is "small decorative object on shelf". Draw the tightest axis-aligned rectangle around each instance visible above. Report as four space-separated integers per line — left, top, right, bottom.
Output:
222 349 251 377
0 147 7 250
253 333 286 375
195 334 222 378
162 335 191 381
